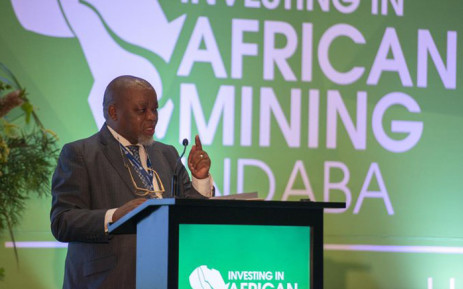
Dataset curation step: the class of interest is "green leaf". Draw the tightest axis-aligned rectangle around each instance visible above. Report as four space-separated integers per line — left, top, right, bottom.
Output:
1 119 19 137
43 128 59 140
20 102 34 124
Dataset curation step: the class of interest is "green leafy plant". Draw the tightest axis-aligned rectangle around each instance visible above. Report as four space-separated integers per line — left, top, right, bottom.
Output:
0 63 59 274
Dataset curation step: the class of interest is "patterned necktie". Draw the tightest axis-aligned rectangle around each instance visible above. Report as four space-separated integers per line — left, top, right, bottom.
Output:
127 145 141 163
127 145 152 190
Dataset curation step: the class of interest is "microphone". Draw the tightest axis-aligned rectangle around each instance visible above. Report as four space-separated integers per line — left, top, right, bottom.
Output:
181 138 189 154
171 138 189 198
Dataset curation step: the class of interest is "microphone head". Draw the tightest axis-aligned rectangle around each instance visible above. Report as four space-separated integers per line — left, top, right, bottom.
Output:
182 138 189 146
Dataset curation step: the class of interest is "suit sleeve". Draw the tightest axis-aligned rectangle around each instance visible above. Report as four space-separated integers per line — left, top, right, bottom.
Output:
50 143 109 243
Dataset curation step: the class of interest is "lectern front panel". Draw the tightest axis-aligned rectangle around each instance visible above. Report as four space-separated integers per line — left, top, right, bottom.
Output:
178 224 311 289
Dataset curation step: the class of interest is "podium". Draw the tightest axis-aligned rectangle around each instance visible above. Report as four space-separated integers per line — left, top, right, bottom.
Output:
109 198 344 289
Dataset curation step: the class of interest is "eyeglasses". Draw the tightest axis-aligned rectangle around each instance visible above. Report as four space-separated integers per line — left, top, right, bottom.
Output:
117 143 165 199
124 164 165 199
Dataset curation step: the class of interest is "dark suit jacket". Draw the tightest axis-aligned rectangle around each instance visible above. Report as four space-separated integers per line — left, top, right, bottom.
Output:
51 124 207 289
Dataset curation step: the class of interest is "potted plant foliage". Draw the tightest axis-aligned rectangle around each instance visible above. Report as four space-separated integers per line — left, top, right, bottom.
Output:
0 63 59 275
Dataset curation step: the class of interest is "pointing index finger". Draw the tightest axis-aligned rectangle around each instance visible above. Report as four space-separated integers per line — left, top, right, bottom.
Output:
195 135 203 151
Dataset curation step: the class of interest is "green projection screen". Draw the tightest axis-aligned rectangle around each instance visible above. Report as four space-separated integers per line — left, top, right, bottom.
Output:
179 224 311 289
1 0 463 288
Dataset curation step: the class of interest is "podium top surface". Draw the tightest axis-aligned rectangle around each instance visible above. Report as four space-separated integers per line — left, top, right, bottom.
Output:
108 198 345 235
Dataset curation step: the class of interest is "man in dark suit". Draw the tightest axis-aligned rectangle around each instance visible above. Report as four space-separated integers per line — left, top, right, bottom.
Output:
51 75 213 289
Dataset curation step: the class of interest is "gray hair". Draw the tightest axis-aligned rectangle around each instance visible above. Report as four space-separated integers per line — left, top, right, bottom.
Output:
102 75 155 120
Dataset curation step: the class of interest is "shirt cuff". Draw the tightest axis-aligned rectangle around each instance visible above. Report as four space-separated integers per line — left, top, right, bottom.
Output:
192 174 214 197
104 208 117 233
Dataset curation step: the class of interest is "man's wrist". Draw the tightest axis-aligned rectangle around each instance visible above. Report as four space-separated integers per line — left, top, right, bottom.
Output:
104 208 117 233
192 174 213 197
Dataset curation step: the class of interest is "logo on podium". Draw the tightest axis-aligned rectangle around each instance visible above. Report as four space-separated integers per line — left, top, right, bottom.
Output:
189 265 229 289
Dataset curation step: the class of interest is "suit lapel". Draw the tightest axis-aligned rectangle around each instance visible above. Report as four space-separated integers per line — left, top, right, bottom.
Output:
146 144 173 198
98 124 136 194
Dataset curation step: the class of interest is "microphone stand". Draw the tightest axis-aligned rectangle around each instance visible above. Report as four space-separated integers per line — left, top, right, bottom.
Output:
171 138 188 198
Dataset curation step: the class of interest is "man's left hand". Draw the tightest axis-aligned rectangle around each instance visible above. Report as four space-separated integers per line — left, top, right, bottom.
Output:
188 135 211 179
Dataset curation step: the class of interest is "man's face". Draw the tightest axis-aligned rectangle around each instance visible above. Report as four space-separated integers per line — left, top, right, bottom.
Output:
111 84 158 145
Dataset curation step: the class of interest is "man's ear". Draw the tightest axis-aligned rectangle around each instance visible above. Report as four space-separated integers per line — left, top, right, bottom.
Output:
108 105 117 121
